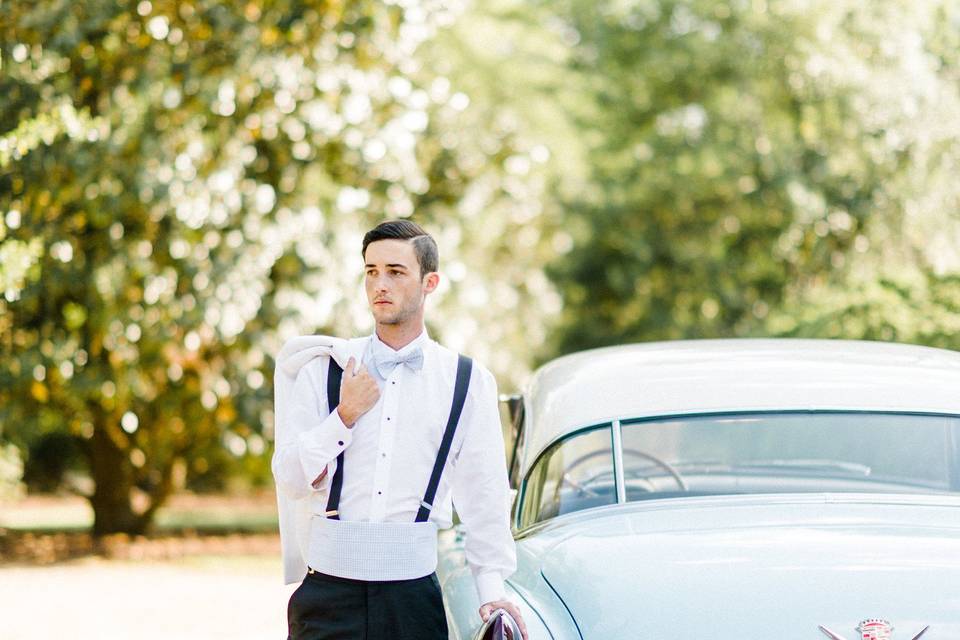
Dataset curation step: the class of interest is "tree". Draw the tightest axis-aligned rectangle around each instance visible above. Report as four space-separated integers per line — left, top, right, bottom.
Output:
768 2 960 344
0 0 551 534
537 0 960 355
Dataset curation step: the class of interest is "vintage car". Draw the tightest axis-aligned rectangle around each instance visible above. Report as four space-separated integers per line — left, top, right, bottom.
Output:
436 339 960 639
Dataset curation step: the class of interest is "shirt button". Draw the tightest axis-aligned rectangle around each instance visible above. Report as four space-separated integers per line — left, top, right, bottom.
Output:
377 491 382 495
381 453 386 458
338 440 344 446
391 381 396 385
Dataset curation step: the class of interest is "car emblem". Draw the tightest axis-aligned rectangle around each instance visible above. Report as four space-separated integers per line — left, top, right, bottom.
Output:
818 619 930 640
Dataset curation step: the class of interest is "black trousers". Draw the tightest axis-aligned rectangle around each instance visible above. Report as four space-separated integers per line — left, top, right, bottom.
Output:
287 569 449 640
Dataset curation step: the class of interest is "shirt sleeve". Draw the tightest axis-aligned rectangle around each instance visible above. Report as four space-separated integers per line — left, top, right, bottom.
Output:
271 358 356 500
450 365 518 605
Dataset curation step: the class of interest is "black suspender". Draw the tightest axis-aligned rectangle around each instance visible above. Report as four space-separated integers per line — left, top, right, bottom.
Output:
416 354 473 522
324 358 345 520
322 353 474 523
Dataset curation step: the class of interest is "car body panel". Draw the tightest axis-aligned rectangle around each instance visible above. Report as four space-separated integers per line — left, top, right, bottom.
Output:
438 339 960 639
535 495 960 638
438 526 577 640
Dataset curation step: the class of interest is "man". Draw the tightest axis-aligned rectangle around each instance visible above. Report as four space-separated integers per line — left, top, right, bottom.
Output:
272 220 528 639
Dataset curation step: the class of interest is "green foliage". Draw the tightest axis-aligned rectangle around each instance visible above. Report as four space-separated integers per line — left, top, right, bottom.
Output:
773 268 960 351
535 0 960 355
0 101 106 168
21 432 87 493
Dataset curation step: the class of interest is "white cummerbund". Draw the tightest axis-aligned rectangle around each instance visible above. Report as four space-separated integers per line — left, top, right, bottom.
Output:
307 516 439 581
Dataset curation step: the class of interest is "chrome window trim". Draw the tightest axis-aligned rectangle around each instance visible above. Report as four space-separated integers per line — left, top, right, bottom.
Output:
611 419 626 504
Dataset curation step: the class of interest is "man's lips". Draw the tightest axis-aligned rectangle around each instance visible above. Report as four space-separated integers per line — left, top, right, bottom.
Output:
374 300 392 305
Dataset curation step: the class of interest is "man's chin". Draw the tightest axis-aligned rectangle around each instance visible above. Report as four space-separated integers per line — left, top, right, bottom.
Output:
372 311 401 325
371 304 417 327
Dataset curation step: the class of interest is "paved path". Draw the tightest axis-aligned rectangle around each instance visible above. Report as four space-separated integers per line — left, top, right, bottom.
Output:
0 554 297 639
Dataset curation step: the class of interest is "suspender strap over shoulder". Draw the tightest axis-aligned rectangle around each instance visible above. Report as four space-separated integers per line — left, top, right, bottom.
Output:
324 358 345 520
416 354 473 522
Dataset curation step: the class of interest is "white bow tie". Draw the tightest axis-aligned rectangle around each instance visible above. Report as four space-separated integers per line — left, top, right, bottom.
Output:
373 347 424 378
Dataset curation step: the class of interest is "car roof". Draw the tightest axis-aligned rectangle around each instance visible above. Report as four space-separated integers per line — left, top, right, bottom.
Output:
520 338 960 475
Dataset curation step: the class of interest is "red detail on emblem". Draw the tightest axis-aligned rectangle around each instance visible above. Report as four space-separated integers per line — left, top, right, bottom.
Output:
820 620 929 640
857 619 893 640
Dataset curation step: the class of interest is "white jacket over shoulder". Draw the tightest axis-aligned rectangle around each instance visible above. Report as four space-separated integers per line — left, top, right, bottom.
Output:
271 335 366 585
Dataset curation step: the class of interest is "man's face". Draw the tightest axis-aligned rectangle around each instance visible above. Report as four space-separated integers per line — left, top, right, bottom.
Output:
363 239 437 326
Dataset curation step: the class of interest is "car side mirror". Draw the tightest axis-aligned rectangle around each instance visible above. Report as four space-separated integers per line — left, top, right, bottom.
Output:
499 393 523 437
474 607 522 640
499 393 525 489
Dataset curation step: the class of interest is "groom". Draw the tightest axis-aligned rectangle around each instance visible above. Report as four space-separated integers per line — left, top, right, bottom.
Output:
272 220 528 639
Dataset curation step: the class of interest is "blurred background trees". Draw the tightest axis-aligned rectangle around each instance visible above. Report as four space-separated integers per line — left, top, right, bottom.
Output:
0 0 552 534
3 0 960 534
529 0 960 354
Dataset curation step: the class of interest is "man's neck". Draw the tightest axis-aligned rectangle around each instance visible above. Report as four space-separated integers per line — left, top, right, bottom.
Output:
375 321 425 351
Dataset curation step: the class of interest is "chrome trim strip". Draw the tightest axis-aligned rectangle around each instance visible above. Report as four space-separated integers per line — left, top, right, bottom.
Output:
612 419 626 504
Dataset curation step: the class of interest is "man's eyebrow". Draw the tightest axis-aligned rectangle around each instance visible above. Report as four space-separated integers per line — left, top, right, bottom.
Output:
364 263 410 269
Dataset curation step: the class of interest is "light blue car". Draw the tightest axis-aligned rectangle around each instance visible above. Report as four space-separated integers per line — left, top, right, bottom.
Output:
437 339 960 639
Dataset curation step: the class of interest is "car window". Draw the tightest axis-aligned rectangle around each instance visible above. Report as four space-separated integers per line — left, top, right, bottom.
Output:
619 412 960 501
519 426 615 528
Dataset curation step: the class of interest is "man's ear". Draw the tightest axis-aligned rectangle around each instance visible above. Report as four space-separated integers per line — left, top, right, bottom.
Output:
423 271 440 294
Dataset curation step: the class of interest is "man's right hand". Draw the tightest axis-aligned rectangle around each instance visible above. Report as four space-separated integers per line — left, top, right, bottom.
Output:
336 357 380 427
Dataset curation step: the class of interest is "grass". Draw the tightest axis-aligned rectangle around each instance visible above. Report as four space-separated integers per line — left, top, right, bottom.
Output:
0 491 279 533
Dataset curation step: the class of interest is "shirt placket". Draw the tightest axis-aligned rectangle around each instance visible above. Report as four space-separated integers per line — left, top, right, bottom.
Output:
369 364 401 522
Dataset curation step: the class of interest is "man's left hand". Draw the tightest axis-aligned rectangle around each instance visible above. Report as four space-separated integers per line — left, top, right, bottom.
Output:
478 599 529 640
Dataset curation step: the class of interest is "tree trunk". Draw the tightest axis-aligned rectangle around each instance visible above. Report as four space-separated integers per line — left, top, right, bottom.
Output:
88 421 145 536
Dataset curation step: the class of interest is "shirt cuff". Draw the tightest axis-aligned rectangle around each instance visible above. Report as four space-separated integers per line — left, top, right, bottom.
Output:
474 571 506 605
297 408 353 487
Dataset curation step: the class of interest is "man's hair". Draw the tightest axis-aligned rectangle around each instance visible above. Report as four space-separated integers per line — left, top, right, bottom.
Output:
362 220 439 279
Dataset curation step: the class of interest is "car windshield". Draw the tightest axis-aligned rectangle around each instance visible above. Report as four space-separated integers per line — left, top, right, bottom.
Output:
519 411 960 528
620 412 960 501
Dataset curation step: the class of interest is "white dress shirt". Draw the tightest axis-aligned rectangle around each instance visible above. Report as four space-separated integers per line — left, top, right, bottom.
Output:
272 328 516 604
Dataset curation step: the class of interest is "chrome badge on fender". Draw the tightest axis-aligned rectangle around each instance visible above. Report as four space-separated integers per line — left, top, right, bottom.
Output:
819 619 930 640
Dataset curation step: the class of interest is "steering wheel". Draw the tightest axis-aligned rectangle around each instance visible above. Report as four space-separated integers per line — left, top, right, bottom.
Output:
560 447 688 495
